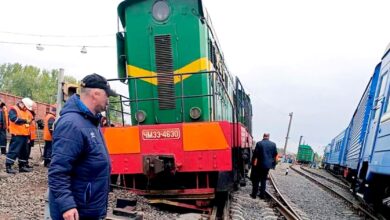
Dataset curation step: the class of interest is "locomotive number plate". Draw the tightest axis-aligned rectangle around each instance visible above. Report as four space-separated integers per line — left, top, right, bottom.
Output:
142 128 181 140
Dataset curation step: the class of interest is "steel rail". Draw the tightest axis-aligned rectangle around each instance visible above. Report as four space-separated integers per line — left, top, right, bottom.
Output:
268 173 302 220
325 168 351 186
223 193 231 220
300 166 350 190
291 166 378 220
265 191 300 220
209 205 218 220
209 192 230 220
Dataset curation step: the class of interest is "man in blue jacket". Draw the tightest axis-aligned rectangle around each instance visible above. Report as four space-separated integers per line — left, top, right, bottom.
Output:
48 73 117 220
250 133 277 199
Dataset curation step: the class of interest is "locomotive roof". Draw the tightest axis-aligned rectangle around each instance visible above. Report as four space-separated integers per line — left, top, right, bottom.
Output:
117 0 205 27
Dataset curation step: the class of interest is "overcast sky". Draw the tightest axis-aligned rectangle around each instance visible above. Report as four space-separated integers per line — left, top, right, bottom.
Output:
0 0 389 155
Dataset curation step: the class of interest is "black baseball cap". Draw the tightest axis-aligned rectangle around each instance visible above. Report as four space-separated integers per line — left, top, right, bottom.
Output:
80 73 118 97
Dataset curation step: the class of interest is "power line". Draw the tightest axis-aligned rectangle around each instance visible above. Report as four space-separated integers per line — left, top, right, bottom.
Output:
0 31 114 38
0 41 114 48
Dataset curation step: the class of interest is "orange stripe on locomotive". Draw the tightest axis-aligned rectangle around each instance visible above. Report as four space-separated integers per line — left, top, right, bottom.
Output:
103 121 235 175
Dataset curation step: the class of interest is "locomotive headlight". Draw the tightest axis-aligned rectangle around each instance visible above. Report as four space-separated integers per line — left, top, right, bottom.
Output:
189 107 201 120
136 110 147 123
152 1 170 21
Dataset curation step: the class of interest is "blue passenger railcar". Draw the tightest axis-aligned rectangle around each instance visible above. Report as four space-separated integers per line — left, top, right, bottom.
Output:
344 70 379 181
325 44 390 209
323 144 331 166
354 46 390 207
327 129 348 174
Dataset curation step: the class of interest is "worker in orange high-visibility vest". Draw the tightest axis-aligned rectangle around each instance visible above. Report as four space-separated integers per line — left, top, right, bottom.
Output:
5 98 35 174
43 104 56 167
26 102 38 168
0 99 8 155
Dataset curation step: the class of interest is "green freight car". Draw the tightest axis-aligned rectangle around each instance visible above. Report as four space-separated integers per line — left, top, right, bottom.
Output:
297 144 315 163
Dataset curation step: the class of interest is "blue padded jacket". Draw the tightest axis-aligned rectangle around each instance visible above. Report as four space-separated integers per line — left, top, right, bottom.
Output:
48 95 111 219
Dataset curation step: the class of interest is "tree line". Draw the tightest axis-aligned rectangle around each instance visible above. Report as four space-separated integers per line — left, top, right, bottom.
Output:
0 63 124 124
0 63 77 104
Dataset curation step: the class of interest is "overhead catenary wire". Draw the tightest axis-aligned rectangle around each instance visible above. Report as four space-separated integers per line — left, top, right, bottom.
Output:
0 30 114 38
0 41 114 48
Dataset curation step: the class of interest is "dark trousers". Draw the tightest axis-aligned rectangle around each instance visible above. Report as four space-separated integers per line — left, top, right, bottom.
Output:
43 141 52 166
26 139 34 160
0 129 6 154
6 135 29 167
251 168 270 197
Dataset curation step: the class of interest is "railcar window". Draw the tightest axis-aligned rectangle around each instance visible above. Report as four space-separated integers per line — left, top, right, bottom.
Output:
385 72 390 113
375 72 388 119
386 99 390 113
379 72 388 97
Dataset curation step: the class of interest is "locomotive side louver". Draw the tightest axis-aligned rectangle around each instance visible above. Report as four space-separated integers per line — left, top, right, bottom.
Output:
154 35 175 110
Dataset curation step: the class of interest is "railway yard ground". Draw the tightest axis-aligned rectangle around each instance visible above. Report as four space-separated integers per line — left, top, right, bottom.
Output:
271 164 364 220
0 147 385 220
0 146 180 220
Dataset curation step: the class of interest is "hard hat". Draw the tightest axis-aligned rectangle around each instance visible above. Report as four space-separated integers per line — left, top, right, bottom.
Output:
21 97 34 111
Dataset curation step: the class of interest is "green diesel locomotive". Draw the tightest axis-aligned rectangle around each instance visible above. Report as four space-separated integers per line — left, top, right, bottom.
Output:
106 0 253 210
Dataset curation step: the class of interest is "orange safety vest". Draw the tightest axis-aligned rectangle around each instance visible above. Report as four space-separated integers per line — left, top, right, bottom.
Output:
44 113 56 141
28 111 37 140
8 105 31 136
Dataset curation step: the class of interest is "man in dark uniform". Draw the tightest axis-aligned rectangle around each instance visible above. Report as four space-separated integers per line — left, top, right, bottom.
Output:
250 133 277 199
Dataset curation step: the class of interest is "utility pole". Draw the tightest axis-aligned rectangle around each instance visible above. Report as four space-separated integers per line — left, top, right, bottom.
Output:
283 112 293 156
56 68 65 118
298 135 303 147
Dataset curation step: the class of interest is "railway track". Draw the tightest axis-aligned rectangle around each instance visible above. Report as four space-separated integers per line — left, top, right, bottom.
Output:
291 165 380 220
323 167 352 186
267 172 307 220
227 171 311 220
228 181 279 220
192 169 333 220
300 166 350 190
226 174 313 220
113 165 377 220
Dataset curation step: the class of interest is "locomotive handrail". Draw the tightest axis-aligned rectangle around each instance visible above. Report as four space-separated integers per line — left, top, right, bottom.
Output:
107 70 217 81
108 69 235 124
115 94 214 103
106 94 131 126
108 70 234 106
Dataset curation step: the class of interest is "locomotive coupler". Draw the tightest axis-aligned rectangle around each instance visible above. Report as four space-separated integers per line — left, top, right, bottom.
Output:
143 155 176 178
